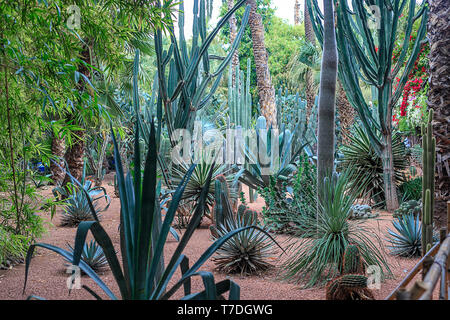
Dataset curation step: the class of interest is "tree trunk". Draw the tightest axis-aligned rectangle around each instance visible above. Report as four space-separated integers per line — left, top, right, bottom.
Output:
227 0 240 85
304 0 316 123
317 0 337 196
62 46 91 186
62 127 85 185
336 81 355 144
381 126 400 212
247 0 277 127
50 133 66 185
428 0 450 225
294 0 301 25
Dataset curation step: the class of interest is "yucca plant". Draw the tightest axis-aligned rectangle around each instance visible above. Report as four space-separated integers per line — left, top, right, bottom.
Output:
66 240 108 273
24 51 265 300
340 126 407 207
385 214 437 258
282 169 391 288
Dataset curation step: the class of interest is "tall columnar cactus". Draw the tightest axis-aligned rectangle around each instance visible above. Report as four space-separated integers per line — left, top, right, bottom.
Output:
152 0 250 147
307 0 428 212
421 110 435 255
229 58 252 130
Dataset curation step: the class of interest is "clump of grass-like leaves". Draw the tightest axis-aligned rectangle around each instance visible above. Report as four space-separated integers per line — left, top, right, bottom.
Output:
281 169 392 288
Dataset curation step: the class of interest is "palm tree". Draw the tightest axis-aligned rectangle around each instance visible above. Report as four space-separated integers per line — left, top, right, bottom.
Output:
336 81 355 145
304 0 316 123
428 0 450 224
316 0 338 196
227 0 240 85
247 0 277 127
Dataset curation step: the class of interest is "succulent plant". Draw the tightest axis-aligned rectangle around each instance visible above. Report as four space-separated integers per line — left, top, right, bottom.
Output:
341 245 365 275
210 181 280 276
349 204 378 220
210 208 277 276
393 200 422 219
386 214 422 257
66 240 108 273
60 186 110 227
326 274 374 300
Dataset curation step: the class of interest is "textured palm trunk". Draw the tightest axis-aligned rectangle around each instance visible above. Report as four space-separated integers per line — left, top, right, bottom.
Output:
381 129 400 212
317 0 338 196
304 0 316 123
247 0 277 127
62 46 90 186
50 133 66 185
428 0 450 224
336 81 355 144
227 0 240 85
62 127 85 185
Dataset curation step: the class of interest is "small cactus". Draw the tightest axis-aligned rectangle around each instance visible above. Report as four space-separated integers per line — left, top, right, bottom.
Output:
326 274 374 300
342 245 365 275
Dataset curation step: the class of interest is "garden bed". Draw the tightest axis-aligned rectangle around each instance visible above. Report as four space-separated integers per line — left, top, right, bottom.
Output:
0 174 421 300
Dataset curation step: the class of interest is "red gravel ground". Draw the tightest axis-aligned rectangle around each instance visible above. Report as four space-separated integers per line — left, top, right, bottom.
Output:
0 174 424 300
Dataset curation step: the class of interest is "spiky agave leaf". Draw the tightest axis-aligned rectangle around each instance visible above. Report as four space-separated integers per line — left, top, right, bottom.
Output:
211 210 278 276
66 240 108 272
60 187 110 227
386 214 422 257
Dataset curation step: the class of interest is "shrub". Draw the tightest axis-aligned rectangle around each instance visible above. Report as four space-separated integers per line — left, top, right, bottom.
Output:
281 169 391 288
66 240 108 273
398 177 422 202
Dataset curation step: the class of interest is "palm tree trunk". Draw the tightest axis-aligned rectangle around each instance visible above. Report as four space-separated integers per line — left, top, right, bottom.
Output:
50 133 66 185
317 0 338 195
247 0 277 127
336 81 355 144
227 0 240 85
304 0 316 123
428 0 450 224
62 46 91 186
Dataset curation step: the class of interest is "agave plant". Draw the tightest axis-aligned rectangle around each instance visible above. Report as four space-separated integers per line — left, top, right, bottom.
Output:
60 186 110 227
282 169 391 288
385 214 437 258
340 126 407 207
66 240 108 273
210 180 281 276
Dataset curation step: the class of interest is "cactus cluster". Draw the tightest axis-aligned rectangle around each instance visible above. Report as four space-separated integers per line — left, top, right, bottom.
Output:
326 245 374 300
393 200 422 219
421 110 435 255
228 59 252 131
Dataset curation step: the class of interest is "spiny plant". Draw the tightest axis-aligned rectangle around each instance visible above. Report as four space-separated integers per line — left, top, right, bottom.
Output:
210 177 281 275
66 240 108 273
393 200 422 218
340 126 407 207
210 205 280 276
386 214 437 258
60 186 110 227
326 274 374 300
326 245 373 300
282 169 391 288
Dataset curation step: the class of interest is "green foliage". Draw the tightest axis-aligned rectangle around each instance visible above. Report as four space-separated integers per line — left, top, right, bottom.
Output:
282 169 391 288
66 240 108 273
340 126 407 207
398 177 422 202
0 226 28 269
259 153 316 234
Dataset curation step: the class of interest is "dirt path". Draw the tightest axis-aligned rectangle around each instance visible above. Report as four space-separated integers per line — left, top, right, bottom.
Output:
0 174 421 300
